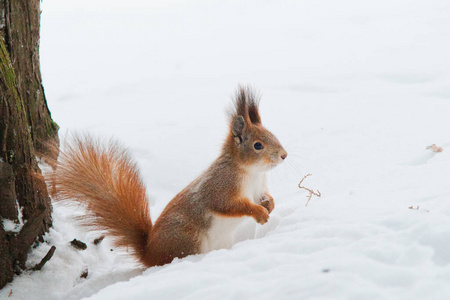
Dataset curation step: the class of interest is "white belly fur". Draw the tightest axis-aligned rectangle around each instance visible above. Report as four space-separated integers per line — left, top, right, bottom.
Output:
201 169 268 253
243 168 267 204
201 214 246 252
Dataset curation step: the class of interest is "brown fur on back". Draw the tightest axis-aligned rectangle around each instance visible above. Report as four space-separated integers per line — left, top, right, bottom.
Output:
50 134 152 266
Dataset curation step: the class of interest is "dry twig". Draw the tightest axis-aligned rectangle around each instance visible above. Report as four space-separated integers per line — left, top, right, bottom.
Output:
298 173 321 206
426 144 443 153
93 236 105 245
31 246 56 271
80 269 88 279
70 239 87 251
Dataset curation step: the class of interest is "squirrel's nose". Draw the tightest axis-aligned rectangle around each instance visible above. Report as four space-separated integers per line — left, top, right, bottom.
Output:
281 152 287 160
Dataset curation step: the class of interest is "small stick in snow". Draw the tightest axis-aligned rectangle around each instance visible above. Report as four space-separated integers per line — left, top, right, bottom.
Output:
31 246 56 271
298 174 321 206
70 239 87 250
80 269 88 279
93 236 105 245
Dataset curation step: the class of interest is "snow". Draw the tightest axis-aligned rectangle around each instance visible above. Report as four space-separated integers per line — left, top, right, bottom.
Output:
2 0 450 299
2 201 24 233
2 219 18 232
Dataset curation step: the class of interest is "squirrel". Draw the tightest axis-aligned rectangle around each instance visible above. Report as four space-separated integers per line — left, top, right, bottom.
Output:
49 86 287 268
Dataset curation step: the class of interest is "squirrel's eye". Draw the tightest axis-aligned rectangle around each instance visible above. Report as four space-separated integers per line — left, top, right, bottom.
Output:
254 142 264 150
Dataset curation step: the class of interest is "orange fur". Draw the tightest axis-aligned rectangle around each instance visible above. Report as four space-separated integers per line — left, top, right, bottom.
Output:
49 86 287 268
51 136 152 266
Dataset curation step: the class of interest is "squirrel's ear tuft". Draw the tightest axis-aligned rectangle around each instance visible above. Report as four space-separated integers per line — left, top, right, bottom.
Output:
247 95 261 125
228 85 261 125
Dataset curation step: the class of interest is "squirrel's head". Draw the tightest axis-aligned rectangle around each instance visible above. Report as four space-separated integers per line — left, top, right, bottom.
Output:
225 86 287 171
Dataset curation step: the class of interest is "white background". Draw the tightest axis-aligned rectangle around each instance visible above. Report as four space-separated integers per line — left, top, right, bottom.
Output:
2 0 450 299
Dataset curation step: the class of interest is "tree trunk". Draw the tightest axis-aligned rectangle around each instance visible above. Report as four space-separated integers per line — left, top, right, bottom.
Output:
0 0 58 289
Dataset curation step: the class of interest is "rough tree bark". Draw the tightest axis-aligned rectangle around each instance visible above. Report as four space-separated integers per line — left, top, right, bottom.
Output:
0 0 58 289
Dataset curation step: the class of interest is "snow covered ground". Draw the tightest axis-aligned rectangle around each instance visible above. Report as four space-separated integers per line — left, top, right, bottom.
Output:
2 0 450 299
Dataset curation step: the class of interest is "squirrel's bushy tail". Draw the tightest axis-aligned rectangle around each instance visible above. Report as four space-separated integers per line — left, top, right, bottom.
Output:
50 134 152 266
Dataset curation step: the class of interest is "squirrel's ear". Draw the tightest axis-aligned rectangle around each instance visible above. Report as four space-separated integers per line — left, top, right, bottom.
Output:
232 116 245 143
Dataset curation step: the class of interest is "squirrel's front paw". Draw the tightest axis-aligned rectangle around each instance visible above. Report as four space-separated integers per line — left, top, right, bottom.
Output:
253 205 270 225
260 194 275 214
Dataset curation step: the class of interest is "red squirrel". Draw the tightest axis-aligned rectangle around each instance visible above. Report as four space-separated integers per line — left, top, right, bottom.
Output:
50 86 287 267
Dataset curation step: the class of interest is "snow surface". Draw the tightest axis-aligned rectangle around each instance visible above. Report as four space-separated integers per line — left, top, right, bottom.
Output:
2 0 450 299
2 201 24 233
